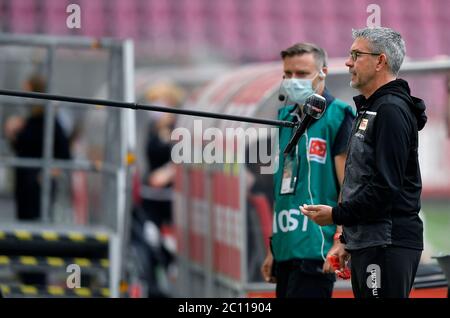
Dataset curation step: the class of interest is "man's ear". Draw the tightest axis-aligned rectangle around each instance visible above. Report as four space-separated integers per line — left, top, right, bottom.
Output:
319 67 328 79
376 54 388 72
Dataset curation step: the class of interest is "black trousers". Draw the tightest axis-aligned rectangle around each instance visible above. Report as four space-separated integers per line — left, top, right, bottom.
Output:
349 245 421 298
275 259 335 298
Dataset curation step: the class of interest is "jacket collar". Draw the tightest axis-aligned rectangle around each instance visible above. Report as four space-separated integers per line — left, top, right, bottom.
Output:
322 87 335 107
353 94 367 111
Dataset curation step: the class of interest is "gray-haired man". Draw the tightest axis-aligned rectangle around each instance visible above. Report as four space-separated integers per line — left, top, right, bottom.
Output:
301 27 427 298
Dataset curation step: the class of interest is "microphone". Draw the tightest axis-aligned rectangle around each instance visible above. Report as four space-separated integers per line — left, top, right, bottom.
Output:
278 76 286 101
283 93 327 155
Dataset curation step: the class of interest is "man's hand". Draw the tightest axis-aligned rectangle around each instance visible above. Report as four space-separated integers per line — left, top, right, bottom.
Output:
323 241 350 273
261 251 276 284
323 241 339 273
300 204 334 226
4 116 24 141
148 163 175 188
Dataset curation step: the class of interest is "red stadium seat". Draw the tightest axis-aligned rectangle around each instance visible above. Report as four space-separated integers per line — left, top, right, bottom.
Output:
112 0 139 39
10 0 37 33
78 0 106 37
41 0 70 35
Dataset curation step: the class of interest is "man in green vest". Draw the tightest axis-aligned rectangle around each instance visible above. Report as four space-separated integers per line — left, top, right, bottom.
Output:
261 43 355 298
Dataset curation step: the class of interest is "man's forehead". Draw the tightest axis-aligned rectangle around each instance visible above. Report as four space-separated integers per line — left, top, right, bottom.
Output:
351 38 370 51
283 53 316 69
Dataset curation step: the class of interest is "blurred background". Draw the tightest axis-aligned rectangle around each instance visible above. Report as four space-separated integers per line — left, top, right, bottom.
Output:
0 0 448 298
0 0 449 61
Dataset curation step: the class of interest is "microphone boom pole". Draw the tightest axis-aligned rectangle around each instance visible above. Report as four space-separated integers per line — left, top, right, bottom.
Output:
0 89 296 128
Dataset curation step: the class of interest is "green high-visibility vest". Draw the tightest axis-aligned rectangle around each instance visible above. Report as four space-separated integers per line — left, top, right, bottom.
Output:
271 98 354 261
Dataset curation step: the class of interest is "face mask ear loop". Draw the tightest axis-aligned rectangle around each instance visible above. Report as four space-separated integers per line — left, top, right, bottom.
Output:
311 71 322 94
279 76 289 106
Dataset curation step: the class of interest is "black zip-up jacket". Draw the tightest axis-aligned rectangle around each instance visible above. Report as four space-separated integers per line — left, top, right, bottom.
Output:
332 79 427 251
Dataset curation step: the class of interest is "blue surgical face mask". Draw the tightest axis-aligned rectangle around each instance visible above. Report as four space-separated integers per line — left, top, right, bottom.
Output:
282 73 318 105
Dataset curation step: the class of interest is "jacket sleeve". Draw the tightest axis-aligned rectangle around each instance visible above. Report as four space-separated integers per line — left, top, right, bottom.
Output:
332 103 412 226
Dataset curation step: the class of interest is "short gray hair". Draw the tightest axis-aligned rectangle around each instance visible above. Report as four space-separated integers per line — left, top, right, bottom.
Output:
352 27 406 75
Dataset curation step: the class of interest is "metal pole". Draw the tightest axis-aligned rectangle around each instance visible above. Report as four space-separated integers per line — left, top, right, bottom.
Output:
107 43 122 298
40 45 56 223
0 32 122 50
115 39 135 298
0 89 295 128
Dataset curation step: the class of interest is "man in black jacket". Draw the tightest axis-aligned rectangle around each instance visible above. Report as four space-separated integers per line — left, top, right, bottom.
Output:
4 74 71 286
6 74 71 221
301 27 427 298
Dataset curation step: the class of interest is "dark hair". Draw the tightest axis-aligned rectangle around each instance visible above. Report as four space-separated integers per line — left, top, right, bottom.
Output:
280 43 328 69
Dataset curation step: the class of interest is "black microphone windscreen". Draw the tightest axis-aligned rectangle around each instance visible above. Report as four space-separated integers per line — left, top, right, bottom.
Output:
304 94 326 119
283 94 326 155
283 115 314 155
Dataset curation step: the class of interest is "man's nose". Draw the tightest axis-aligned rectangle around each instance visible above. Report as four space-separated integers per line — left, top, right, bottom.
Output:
345 56 353 68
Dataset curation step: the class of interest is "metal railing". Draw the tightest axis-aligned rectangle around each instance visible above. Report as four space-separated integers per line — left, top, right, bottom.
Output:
0 33 135 298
